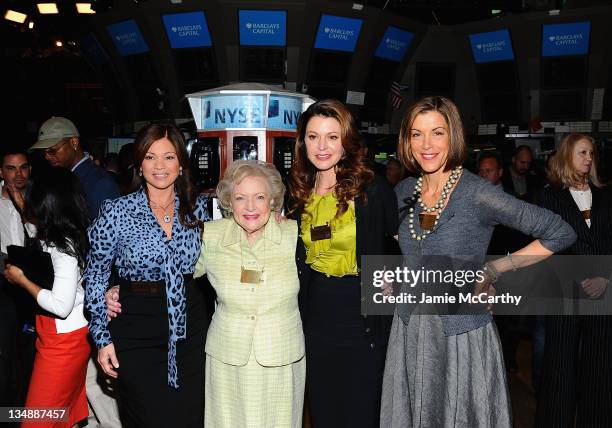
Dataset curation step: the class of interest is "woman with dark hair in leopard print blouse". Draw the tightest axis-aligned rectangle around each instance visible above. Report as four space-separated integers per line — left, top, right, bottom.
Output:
84 123 210 428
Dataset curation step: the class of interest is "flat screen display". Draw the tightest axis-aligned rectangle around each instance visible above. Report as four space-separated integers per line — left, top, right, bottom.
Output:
374 26 415 62
107 19 149 56
239 10 286 46
542 21 590 57
469 29 514 63
314 14 362 52
162 11 212 49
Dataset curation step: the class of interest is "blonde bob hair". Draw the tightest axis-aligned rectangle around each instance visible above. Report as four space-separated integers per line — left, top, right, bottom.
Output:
216 160 285 213
547 133 602 188
397 96 466 173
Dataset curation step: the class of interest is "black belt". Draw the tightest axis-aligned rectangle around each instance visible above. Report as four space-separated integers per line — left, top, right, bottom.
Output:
119 274 194 295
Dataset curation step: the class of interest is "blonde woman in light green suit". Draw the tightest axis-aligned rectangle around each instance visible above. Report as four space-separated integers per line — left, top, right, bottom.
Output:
195 160 305 428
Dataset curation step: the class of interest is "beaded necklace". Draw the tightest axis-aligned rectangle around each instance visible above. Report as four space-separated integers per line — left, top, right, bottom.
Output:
407 166 462 241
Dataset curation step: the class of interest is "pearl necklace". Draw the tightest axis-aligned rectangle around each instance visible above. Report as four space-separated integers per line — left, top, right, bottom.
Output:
407 166 462 241
150 195 175 224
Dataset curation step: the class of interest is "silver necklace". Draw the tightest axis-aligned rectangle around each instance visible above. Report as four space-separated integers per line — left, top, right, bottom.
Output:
150 195 175 223
407 166 462 241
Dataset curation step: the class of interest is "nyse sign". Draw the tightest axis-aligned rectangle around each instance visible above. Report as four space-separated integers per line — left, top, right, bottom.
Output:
199 94 303 130
268 95 302 130
202 95 266 129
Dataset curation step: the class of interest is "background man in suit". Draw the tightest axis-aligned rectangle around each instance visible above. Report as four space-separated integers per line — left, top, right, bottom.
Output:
30 117 120 218
502 145 542 203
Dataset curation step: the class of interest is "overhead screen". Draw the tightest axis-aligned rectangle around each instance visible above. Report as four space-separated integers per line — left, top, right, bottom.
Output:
374 26 415 62
314 14 362 52
162 11 212 49
469 29 514 63
239 10 286 46
107 19 149 56
542 21 591 57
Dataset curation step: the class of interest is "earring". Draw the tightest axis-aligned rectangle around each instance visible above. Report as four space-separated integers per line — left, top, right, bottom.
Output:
179 167 183 176
138 170 142 177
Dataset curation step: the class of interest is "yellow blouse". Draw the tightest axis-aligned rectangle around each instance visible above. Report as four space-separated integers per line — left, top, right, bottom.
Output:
300 192 357 277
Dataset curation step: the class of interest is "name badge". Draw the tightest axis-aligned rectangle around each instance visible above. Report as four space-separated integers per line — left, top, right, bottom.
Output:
310 224 332 241
241 268 262 284
582 209 591 220
418 213 436 231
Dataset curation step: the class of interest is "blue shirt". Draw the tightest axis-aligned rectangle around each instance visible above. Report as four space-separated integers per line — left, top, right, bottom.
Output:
84 188 209 387
72 155 120 220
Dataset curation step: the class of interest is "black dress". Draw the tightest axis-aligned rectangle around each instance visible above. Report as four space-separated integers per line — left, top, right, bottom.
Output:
296 176 399 428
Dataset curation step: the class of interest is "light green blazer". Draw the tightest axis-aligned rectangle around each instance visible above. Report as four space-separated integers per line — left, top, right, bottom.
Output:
194 217 305 367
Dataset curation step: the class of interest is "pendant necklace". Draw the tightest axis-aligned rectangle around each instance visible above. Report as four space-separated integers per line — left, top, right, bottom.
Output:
150 195 175 224
407 166 462 241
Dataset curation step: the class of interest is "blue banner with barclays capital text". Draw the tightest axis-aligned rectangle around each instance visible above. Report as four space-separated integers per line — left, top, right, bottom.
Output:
314 14 362 52
107 19 149 56
375 26 415 62
469 29 514 63
162 11 212 49
542 21 590 57
239 10 286 46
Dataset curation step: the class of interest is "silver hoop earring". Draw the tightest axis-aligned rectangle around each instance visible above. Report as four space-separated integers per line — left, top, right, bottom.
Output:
138 170 142 177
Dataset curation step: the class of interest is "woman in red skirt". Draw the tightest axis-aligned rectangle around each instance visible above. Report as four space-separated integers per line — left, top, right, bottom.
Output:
4 167 91 428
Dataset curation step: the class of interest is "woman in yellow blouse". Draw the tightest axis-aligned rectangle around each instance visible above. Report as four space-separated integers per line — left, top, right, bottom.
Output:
289 99 399 428
194 160 305 428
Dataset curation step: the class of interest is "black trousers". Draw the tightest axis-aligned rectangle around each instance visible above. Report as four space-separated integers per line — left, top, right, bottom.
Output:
303 273 386 428
536 315 612 427
110 277 207 428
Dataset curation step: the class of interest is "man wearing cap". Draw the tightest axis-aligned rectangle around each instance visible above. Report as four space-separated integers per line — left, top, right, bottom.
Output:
31 116 120 219
31 117 122 428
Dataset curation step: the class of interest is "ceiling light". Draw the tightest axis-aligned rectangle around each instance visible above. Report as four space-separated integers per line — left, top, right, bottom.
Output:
28 21 35 29
76 3 95 14
37 3 59 14
5 10 28 23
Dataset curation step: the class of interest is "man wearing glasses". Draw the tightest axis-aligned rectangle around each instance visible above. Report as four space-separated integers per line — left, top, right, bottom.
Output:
30 117 121 428
30 117 120 219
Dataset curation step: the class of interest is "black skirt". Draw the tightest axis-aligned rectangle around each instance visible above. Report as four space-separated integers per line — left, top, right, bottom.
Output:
303 271 386 428
109 276 207 428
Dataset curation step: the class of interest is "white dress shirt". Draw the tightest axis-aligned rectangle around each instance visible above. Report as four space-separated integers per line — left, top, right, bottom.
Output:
0 185 24 254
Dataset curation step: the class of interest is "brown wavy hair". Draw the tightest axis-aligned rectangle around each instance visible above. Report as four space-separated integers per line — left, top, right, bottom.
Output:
288 99 373 218
398 96 466 173
547 133 602 188
133 122 200 229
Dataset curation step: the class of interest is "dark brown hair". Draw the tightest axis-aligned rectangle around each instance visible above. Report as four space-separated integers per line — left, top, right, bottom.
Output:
133 123 199 228
397 96 466 173
288 99 373 218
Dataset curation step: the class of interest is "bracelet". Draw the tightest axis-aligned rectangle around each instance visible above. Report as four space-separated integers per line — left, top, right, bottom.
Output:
483 263 500 283
507 253 518 272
